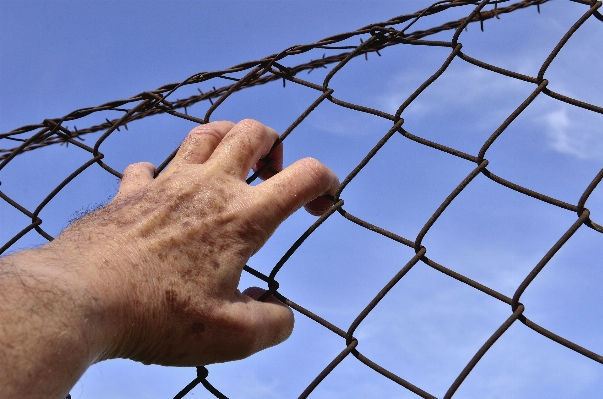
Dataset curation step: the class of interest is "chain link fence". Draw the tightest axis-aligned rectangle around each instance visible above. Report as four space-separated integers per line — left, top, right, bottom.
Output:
1 0 602 397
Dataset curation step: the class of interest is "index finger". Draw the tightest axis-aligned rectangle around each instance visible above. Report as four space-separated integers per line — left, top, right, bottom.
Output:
207 119 279 181
167 121 235 170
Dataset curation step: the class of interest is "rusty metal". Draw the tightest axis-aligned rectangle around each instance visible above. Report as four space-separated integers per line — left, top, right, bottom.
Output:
1 0 602 398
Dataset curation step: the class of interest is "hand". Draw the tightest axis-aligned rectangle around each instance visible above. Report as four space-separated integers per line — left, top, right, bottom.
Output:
51 119 339 366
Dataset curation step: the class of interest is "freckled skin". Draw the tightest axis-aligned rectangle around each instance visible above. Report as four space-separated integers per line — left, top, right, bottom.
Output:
0 119 341 399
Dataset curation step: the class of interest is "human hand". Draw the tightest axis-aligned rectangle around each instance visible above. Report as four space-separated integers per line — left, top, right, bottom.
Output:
51 119 339 367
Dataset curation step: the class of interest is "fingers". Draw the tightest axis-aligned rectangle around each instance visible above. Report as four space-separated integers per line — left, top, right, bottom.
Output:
208 119 279 180
165 119 282 181
117 162 155 197
226 288 294 358
253 157 340 226
168 121 235 169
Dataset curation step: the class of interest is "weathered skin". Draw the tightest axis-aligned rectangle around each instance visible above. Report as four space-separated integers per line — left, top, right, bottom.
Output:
0 119 339 399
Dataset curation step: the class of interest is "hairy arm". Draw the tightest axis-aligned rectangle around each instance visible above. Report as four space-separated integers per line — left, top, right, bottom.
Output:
0 249 109 398
0 119 339 399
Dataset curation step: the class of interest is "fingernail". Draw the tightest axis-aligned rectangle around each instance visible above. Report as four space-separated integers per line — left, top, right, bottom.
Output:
304 196 334 216
242 286 266 300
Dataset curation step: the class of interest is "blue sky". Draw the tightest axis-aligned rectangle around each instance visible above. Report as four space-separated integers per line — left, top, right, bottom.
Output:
1 1 602 398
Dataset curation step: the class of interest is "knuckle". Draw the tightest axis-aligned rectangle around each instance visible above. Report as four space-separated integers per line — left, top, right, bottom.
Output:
238 119 278 142
124 162 152 176
187 124 225 143
238 118 262 129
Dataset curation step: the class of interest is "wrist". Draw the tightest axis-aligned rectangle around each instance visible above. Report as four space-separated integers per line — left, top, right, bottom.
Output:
44 224 166 363
26 233 136 359
16 245 111 359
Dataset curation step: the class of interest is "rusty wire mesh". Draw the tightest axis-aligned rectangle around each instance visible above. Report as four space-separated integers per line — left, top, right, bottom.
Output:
1 0 603 397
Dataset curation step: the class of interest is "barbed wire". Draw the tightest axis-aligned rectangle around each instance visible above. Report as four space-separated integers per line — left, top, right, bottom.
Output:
1 0 602 398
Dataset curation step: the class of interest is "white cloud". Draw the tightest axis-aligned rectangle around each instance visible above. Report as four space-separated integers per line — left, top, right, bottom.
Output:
460 325 602 399
376 61 603 162
536 107 603 161
307 109 381 138
349 276 603 398
376 64 527 122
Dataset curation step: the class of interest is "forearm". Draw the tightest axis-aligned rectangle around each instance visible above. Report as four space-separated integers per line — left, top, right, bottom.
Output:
0 247 106 399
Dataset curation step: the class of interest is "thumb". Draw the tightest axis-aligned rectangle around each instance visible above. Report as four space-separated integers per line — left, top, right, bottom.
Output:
229 287 294 357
